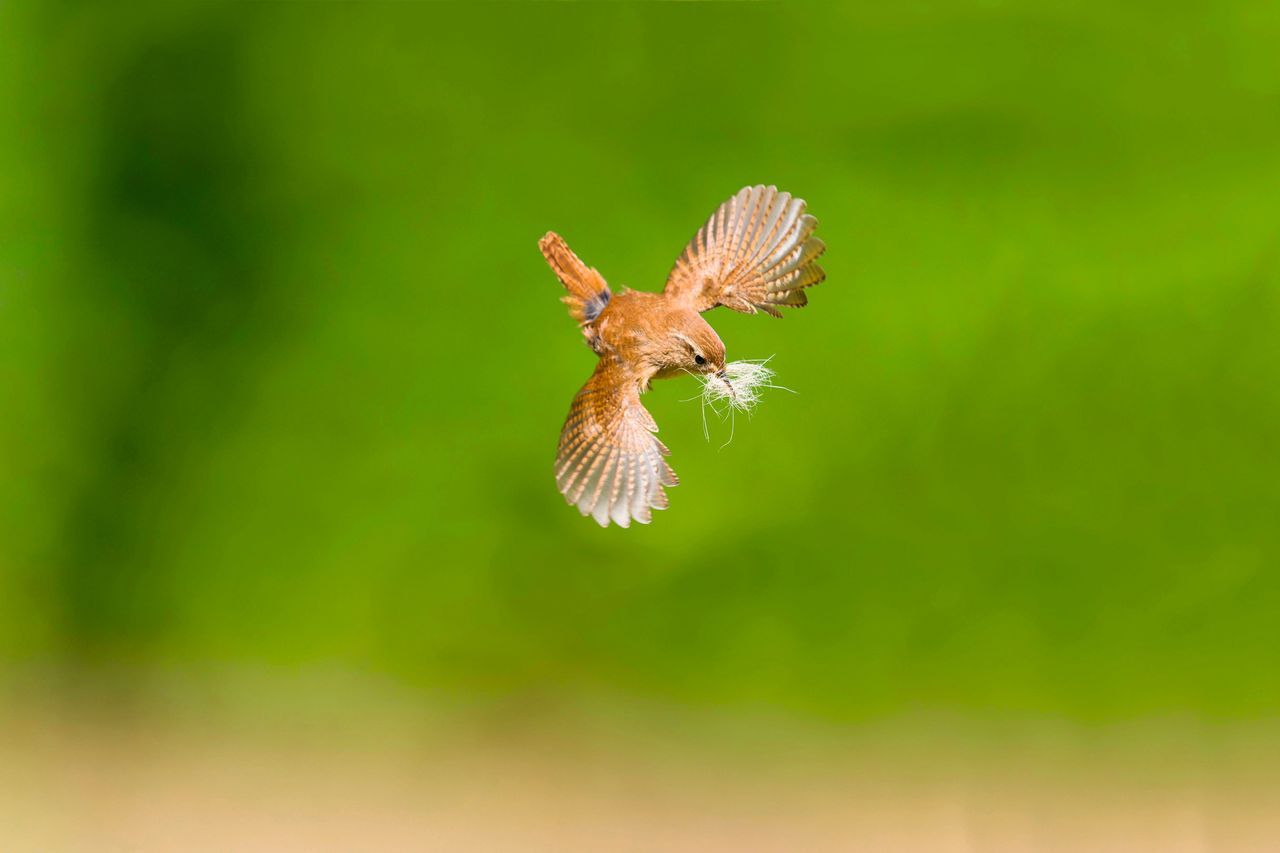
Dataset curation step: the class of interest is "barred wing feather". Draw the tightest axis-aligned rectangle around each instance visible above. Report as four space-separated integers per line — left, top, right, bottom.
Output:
555 360 677 528
663 185 826 317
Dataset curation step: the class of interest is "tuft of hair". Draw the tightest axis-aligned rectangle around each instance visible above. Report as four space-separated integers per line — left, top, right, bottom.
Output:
690 358 794 446
701 360 778 413
684 357 794 445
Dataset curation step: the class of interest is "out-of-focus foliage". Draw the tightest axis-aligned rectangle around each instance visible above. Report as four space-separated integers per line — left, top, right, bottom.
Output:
2 0 1278 722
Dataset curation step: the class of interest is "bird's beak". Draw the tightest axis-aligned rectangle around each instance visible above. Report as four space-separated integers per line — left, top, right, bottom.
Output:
716 368 727 379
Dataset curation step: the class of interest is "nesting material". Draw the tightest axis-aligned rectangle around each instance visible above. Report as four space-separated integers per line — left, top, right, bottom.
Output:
703 360 777 411
692 358 793 444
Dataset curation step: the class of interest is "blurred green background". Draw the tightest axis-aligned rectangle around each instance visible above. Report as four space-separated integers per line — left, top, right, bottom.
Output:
2 0 1279 730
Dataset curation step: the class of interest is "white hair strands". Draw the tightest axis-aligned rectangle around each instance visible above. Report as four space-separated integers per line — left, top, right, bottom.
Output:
684 357 794 447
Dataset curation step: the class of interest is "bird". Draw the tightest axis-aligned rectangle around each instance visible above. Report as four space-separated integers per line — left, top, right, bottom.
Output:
540 185 826 528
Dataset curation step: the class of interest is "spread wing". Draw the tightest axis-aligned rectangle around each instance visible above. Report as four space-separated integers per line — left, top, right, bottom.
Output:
663 185 826 317
555 359 677 528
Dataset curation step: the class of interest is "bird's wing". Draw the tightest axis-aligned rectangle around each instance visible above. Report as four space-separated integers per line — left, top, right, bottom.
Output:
556 359 677 528
663 185 825 317
540 232 612 325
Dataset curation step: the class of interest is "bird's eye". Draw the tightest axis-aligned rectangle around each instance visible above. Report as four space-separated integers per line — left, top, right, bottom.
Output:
694 354 706 365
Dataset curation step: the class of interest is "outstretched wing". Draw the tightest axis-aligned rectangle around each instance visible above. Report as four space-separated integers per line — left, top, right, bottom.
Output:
555 359 677 528
540 232 612 325
663 185 825 317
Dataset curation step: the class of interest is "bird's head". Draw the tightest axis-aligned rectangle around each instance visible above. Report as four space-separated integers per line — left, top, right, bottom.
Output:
664 314 726 377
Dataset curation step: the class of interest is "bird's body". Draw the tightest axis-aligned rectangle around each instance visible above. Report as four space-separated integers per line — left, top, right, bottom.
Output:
541 185 826 528
577 290 723 386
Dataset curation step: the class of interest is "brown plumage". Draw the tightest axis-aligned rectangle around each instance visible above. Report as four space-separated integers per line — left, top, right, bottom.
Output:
541 185 826 527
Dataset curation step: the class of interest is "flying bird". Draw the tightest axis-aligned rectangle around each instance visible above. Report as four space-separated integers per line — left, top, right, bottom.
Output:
541 185 826 528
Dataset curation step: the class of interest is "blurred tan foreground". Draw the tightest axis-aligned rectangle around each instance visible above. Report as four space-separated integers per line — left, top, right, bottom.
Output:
3 705 1279 853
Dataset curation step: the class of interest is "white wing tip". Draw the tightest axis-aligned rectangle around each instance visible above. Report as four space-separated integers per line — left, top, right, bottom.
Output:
571 492 668 528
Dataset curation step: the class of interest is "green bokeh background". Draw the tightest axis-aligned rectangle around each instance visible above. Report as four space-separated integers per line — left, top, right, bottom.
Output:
3 1 1279 726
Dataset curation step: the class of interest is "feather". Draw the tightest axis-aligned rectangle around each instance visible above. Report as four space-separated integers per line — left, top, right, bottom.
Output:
663 186 825 316
555 359 676 528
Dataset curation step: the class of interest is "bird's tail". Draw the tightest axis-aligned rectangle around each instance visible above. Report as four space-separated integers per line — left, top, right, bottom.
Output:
539 232 612 324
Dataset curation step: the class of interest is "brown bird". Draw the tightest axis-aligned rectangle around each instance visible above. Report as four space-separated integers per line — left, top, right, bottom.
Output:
541 185 826 528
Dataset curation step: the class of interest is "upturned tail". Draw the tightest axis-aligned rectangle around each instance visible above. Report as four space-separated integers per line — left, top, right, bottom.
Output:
539 231 612 324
